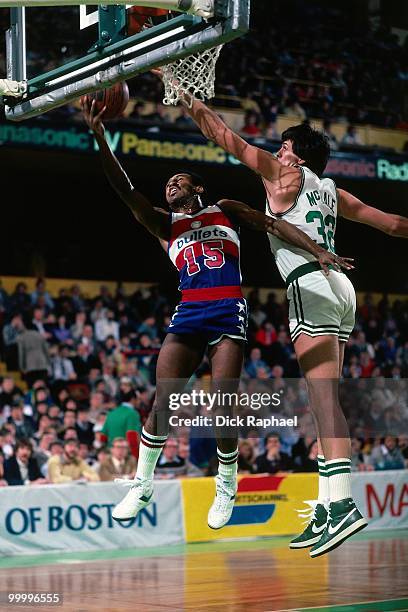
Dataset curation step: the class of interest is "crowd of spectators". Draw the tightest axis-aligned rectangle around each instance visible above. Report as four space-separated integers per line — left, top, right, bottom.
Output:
0 277 407 487
1 0 407 144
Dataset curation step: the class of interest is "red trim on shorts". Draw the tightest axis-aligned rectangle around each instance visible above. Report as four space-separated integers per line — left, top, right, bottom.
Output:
181 286 243 302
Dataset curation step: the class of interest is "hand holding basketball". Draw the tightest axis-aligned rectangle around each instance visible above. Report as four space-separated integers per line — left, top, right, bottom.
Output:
82 98 106 138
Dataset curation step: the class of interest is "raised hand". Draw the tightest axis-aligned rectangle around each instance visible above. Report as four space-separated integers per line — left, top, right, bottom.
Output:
82 98 106 138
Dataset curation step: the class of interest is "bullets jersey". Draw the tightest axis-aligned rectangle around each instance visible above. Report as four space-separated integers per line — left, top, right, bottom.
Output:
168 204 242 295
266 166 338 282
166 204 248 345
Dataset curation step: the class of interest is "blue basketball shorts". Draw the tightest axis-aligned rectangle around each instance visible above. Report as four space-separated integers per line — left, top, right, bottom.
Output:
167 297 248 345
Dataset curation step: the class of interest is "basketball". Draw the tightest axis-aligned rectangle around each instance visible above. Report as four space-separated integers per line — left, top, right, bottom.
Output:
81 81 129 120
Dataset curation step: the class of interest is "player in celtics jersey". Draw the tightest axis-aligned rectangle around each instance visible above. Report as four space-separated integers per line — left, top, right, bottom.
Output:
178 96 408 556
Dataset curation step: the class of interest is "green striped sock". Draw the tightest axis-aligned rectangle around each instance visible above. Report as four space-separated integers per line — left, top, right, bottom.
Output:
217 447 238 480
317 454 329 504
325 457 352 502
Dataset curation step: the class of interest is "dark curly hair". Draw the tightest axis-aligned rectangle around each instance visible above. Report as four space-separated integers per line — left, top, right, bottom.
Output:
282 123 330 177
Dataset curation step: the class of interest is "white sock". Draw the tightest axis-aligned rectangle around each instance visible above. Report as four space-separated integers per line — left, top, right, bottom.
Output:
217 447 238 481
317 454 329 504
325 457 352 502
135 428 167 481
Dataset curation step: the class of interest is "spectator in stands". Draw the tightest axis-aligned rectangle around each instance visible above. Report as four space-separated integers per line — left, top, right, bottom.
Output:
2 314 25 370
63 427 79 441
70 311 87 342
52 315 73 345
34 431 56 475
70 285 85 312
10 282 31 313
95 309 120 343
48 403 62 422
31 307 51 339
50 344 77 382
122 359 152 392
341 125 363 146
245 348 269 379
71 342 101 381
255 322 277 349
350 437 373 472
78 324 96 352
0 376 23 412
88 391 106 421
101 361 119 398
33 414 53 442
17 325 50 387
155 438 200 478
59 409 77 435
138 316 158 340
4 439 47 485
293 439 319 472
241 111 262 138
78 442 93 465
255 433 293 474
31 278 55 310
47 438 99 483
98 437 136 481
99 378 141 457
49 439 64 457
237 440 256 473
7 400 35 440
1 424 16 458
75 407 95 447
370 436 405 470
92 447 110 474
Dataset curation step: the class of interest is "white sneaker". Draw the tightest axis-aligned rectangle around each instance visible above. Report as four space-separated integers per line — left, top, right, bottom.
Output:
112 478 153 521
207 475 237 530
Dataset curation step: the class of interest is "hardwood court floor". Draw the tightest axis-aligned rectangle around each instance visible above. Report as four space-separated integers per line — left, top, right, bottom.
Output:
0 531 407 612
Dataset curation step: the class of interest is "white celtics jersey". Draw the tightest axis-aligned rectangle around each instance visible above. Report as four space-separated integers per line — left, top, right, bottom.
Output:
266 166 338 281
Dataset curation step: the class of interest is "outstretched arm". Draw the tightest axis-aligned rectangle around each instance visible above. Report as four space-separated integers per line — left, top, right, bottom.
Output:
338 189 408 238
180 96 282 181
217 199 354 275
83 99 169 241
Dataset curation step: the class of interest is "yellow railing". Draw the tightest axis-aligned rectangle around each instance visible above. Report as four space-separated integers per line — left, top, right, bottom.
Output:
1 276 406 305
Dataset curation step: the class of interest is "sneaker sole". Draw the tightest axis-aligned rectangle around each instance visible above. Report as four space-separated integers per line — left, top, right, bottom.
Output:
207 520 230 530
112 499 152 522
310 518 368 558
289 534 323 549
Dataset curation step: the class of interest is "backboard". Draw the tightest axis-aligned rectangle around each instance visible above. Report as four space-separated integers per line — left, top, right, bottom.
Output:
2 0 250 121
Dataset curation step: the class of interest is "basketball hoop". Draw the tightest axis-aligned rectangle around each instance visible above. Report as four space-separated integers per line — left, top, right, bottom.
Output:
161 45 223 107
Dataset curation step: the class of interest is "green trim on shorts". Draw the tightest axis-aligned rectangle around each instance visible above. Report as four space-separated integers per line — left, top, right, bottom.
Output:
286 261 336 288
295 280 305 321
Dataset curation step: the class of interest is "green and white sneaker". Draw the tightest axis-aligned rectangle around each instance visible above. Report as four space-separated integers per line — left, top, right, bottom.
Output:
310 497 367 558
207 475 237 530
112 478 153 521
290 500 328 549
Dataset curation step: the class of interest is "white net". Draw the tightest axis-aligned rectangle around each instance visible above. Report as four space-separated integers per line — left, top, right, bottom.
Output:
162 45 223 107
